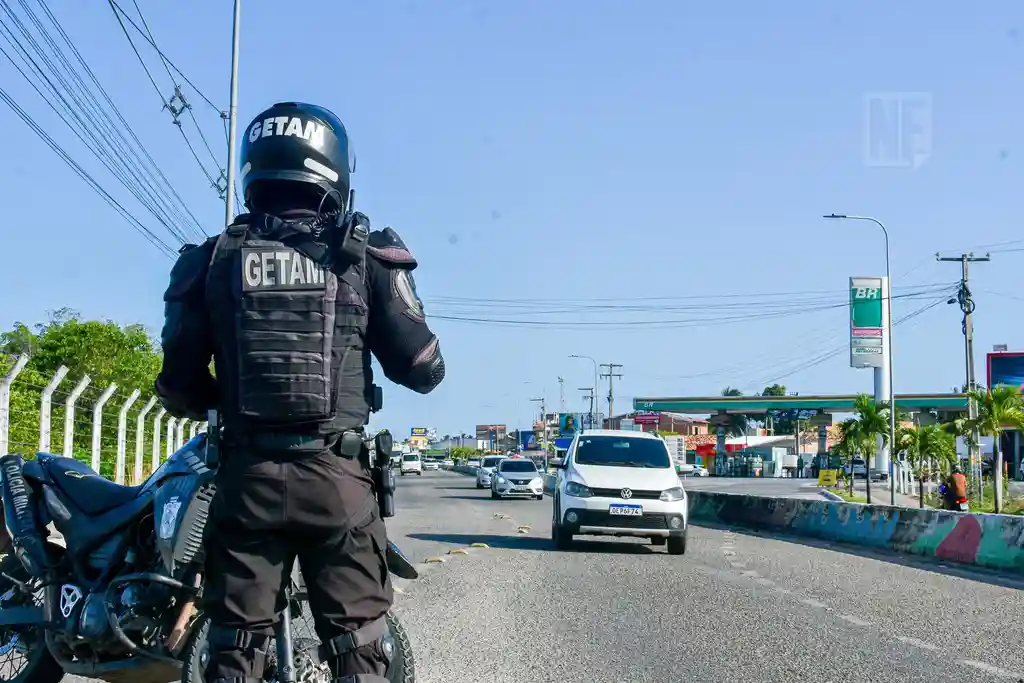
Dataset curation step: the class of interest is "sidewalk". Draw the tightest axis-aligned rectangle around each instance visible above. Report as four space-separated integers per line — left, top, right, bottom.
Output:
849 479 921 508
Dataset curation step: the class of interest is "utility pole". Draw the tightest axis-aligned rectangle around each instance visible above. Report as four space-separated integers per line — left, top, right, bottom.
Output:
223 0 242 225
579 387 594 431
531 397 548 469
599 363 623 419
937 252 991 500
558 376 565 412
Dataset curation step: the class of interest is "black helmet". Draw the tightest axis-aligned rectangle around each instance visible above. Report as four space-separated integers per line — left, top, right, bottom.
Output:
240 102 356 211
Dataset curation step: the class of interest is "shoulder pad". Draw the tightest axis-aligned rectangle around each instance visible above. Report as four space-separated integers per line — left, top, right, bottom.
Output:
367 228 417 268
165 237 216 301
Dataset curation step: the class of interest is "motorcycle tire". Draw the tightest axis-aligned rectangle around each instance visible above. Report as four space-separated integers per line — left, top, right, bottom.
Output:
180 609 415 683
0 555 64 683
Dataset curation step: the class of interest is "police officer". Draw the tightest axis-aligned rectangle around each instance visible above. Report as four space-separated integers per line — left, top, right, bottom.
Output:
155 101 446 683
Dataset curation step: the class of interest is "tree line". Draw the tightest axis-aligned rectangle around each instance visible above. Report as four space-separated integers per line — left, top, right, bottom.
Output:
831 389 1024 513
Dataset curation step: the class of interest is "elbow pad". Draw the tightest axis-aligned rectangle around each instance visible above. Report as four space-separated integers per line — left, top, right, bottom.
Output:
407 339 445 394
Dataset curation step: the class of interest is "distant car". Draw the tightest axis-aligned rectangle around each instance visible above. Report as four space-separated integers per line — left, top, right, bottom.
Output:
491 458 544 500
467 459 481 468
476 455 504 489
400 453 423 476
423 460 439 471
690 465 709 477
442 459 455 468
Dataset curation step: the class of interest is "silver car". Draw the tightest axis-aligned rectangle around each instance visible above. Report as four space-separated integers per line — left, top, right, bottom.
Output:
476 455 505 489
491 458 544 500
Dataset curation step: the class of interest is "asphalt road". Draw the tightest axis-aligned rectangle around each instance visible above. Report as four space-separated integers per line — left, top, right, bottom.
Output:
389 470 1024 683
59 470 1024 682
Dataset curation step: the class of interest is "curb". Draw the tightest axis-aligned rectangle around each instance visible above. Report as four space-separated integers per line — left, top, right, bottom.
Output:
819 490 845 502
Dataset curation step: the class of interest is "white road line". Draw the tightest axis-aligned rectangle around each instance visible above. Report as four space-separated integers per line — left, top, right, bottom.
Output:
799 598 829 609
838 614 871 627
895 636 938 651
956 659 1023 679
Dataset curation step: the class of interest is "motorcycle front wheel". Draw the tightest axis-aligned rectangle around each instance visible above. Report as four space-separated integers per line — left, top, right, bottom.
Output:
0 556 64 683
180 608 415 683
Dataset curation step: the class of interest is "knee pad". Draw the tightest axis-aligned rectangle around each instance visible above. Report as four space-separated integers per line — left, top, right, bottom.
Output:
206 624 273 679
314 615 393 681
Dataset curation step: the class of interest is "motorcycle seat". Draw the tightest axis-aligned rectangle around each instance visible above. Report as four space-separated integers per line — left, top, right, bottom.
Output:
41 456 145 516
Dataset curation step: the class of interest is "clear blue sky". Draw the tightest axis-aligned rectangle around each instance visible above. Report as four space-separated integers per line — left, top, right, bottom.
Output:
2 1 1022 438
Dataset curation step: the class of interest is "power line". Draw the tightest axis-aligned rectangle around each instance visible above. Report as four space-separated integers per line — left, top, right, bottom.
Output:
106 0 225 198
0 85 177 258
745 297 947 389
0 0 206 247
426 287 954 329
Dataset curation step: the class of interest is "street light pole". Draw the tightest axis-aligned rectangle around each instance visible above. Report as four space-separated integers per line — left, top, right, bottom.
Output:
223 0 242 225
570 354 599 428
531 397 547 470
823 213 897 506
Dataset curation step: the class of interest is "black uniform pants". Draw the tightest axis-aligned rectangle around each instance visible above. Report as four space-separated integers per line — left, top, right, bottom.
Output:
203 446 393 681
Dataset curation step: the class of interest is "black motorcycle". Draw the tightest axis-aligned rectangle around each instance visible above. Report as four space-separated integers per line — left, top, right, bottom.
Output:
0 428 416 683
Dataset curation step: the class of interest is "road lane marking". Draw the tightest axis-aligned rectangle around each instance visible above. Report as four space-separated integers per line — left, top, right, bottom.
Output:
799 598 829 609
896 636 938 651
838 614 871 627
956 659 1023 679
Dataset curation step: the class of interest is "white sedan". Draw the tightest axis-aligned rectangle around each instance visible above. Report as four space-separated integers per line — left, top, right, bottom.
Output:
491 459 544 500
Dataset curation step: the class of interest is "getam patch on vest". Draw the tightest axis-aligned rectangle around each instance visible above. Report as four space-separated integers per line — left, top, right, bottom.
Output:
242 247 327 291
248 116 326 150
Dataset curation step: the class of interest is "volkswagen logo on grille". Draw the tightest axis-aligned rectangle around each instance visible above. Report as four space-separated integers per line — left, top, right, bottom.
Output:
620 488 633 499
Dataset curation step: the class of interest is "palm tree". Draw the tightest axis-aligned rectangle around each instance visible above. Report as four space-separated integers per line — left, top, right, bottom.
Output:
964 385 1024 513
899 424 956 507
850 394 891 504
833 418 862 496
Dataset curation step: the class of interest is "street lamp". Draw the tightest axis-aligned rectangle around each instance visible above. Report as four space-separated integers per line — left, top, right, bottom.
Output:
570 354 599 428
823 213 897 506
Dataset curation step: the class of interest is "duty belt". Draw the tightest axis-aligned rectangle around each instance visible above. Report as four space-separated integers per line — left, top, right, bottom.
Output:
228 429 364 457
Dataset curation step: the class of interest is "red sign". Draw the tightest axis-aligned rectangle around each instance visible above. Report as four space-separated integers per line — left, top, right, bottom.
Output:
634 412 661 425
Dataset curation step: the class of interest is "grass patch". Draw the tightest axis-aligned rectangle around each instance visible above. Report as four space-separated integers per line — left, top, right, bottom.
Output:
826 487 867 503
923 492 1024 516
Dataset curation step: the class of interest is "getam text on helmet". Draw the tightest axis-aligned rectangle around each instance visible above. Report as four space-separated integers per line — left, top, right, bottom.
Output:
248 116 325 150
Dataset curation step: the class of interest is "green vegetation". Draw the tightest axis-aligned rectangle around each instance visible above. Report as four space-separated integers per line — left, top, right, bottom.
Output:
1 309 162 480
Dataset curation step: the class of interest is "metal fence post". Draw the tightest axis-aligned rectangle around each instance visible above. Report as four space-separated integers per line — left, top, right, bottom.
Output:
63 376 91 458
135 397 157 484
165 417 177 461
0 354 29 454
177 419 191 450
189 421 199 439
39 365 69 453
91 383 118 472
115 389 141 484
152 408 166 471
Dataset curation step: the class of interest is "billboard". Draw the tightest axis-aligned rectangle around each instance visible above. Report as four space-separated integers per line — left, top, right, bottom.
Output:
518 430 539 450
558 413 581 437
410 427 428 437
988 352 1024 391
634 411 660 426
849 276 888 369
475 424 507 443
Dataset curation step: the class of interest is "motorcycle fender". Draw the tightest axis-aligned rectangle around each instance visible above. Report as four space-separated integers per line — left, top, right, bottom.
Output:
386 541 419 580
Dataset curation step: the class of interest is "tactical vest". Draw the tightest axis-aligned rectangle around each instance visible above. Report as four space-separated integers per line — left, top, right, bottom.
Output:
205 217 373 435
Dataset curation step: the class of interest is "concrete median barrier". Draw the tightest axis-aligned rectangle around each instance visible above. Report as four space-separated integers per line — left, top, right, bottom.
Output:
687 490 1024 574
